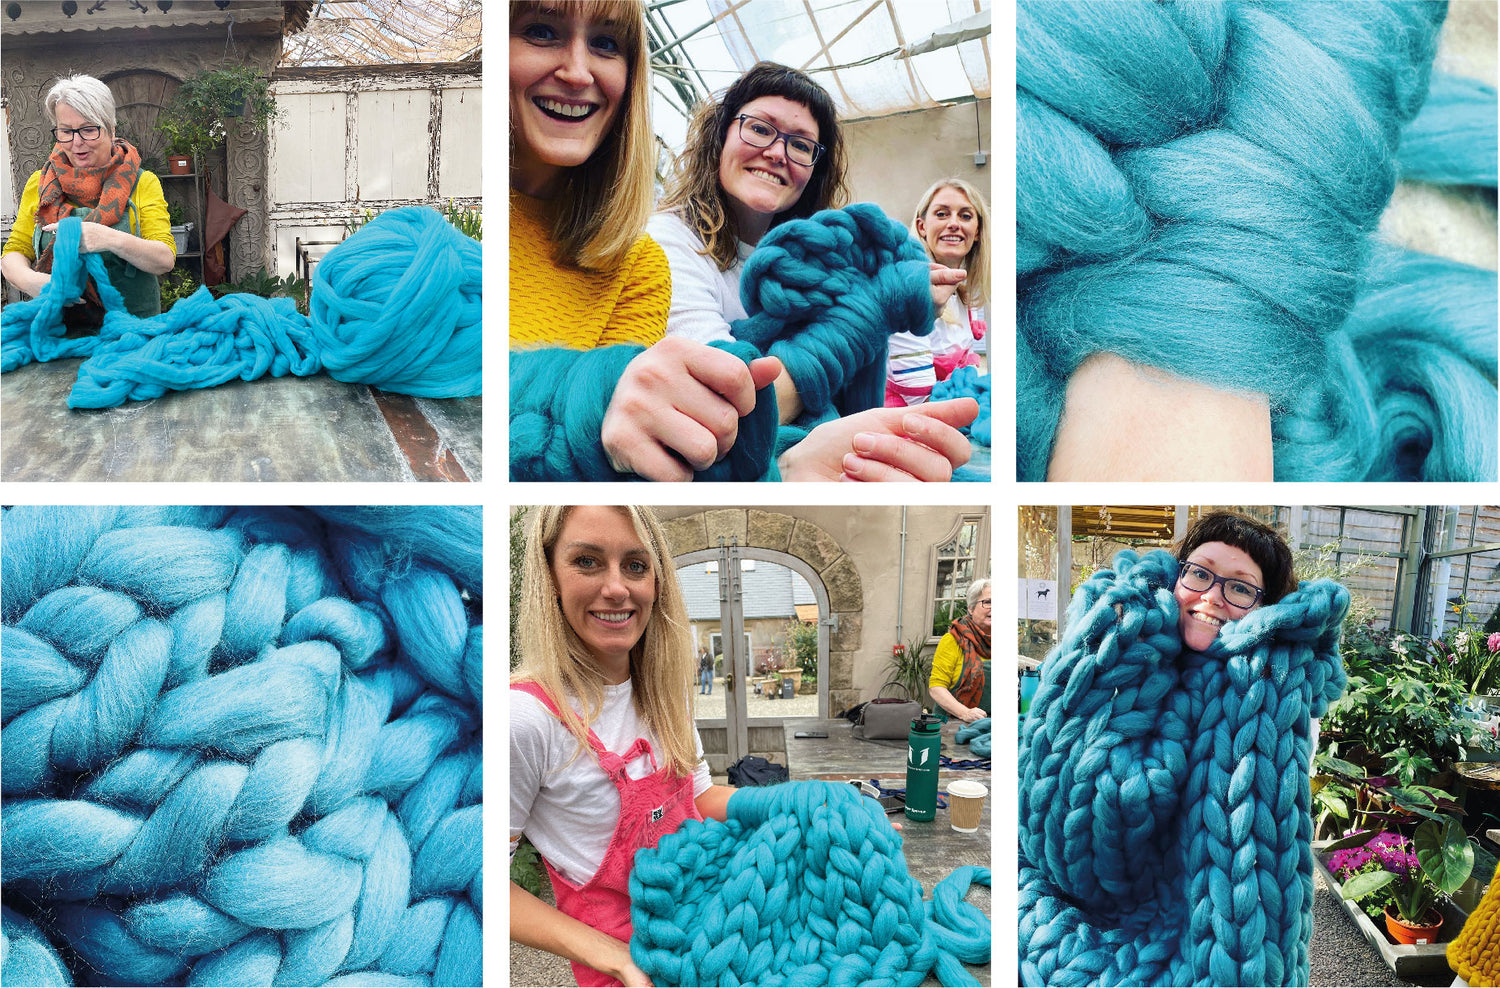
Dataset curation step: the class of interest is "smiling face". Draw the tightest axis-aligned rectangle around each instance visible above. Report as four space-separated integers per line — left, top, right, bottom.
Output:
916 186 979 268
509 4 630 197
970 586 992 636
718 95 818 243
549 506 657 679
54 102 110 170
1174 542 1265 652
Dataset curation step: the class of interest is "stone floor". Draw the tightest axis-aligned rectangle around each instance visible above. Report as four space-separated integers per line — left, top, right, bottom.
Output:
1 359 481 481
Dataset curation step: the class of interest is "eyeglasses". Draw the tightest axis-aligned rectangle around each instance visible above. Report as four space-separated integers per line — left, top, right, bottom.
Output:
52 125 102 143
1177 562 1263 610
734 114 824 167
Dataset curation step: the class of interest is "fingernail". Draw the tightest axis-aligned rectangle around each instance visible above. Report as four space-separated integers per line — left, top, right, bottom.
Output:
853 433 878 454
843 452 864 474
902 415 923 434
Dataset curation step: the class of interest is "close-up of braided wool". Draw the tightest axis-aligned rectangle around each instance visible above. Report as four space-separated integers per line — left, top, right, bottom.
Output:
0 505 483 987
1019 551 1349 987
1017 0 1499 482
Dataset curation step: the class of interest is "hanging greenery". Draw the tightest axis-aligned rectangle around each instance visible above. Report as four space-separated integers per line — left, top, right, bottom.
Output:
158 66 278 162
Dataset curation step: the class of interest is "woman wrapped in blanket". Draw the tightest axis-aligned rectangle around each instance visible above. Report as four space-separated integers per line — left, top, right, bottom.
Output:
1 75 177 327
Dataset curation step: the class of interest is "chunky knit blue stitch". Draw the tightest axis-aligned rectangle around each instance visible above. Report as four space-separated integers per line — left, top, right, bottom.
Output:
1018 550 1348 987
508 204 933 481
1016 0 1498 482
954 718 991 759
0 506 483 988
630 781 990 986
930 368 990 447
1 207 480 407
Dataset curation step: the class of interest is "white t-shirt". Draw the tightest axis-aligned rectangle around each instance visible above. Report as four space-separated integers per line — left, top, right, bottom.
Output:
646 211 753 344
510 679 712 887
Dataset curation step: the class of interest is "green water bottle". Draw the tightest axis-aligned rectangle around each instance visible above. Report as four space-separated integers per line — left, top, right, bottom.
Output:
904 713 943 821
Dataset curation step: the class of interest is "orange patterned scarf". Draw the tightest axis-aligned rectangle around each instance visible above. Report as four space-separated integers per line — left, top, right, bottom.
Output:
34 138 141 274
946 612 990 709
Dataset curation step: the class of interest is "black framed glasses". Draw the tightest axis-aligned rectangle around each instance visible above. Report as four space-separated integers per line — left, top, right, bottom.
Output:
1177 562 1263 610
734 114 824 167
52 125 102 143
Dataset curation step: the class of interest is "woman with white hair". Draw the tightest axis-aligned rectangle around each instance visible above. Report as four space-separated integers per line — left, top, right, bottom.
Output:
927 575 992 723
1 74 177 323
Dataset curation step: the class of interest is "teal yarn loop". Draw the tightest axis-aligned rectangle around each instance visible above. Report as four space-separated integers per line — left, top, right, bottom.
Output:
930 368 991 446
0 206 480 407
954 718 991 759
1019 551 1348 986
0 506 483 987
1016 0 1498 481
629 781 990 987
510 203 932 481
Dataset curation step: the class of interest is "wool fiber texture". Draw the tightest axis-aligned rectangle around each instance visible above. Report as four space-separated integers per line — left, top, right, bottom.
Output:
930 368 991 447
1447 859 1500 987
953 718 991 759
1016 0 1498 482
0 207 481 407
1018 550 1348 987
0 505 483 987
629 781 990 986
510 203 933 481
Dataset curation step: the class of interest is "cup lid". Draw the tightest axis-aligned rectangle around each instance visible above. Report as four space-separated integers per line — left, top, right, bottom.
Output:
947 780 988 798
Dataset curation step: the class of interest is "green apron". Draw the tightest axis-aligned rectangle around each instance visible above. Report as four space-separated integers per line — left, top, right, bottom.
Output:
34 181 163 318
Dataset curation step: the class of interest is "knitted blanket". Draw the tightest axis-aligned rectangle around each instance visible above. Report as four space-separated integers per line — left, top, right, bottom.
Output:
1019 550 1348 987
509 203 934 482
1016 1 1498 482
0 506 482 987
630 781 990 986
954 718 991 759
1 207 481 407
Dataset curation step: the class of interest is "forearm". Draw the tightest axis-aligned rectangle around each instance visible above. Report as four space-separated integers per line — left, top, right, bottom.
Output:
97 226 175 275
510 880 636 982
1 252 47 297
695 784 735 822
928 686 969 720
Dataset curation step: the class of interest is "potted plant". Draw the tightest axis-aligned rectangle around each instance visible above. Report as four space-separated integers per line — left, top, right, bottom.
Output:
158 65 278 168
1333 818 1475 944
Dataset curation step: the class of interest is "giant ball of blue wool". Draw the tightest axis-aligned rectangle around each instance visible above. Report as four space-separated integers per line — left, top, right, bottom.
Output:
1019 551 1348 986
1016 0 1498 482
0 505 483 987
1 206 480 409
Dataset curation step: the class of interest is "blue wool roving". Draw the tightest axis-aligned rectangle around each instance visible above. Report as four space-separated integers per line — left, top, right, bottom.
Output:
930 368 990 447
1019 551 1348 986
954 718 991 759
630 781 990 987
510 204 933 482
1 207 480 407
1017 1 1498 482
0 505 482 988
1400 72 1499 187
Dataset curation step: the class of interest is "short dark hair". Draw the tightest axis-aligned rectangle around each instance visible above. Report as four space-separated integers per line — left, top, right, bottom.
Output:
1175 511 1296 605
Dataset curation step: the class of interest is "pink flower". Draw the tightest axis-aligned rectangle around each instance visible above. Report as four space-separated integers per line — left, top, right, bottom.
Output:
1488 632 1500 653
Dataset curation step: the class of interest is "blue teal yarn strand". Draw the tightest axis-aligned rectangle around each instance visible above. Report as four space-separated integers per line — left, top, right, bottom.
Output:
1399 72 1499 186
954 718 991 759
1018 551 1348 986
0 207 480 407
629 780 990 986
0 505 482 987
930 368 990 446
1016 0 1498 482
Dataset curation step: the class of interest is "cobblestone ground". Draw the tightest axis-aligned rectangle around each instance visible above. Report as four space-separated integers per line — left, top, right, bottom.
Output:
691 676 821 720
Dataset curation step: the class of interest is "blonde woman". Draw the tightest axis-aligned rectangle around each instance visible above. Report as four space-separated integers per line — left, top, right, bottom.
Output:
509 2 779 481
886 179 991 406
510 505 735 986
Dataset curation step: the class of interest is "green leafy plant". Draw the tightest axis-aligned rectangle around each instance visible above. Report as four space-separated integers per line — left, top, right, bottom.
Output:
887 636 932 707
442 199 481 240
159 66 278 162
510 836 546 897
158 268 201 312
212 268 307 314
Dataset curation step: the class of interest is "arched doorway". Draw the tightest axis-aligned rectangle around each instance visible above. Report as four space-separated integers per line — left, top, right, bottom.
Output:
675 541 833 768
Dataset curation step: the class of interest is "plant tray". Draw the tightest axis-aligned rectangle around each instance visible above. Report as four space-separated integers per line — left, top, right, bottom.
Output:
1313 841 1469 979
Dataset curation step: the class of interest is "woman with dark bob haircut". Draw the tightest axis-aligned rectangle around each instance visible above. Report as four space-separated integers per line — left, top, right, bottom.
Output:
1173 511 1296 654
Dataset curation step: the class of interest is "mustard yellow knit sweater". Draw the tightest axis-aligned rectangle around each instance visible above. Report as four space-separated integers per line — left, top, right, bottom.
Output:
1450 860 1500 987
508 191 669 349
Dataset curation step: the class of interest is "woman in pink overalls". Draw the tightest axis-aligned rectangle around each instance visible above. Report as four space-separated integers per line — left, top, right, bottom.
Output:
511 505 737 987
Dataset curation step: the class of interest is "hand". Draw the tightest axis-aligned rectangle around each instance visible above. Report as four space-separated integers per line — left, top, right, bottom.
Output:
929 262 966 313
779 398 978 482
601 336 782 482
606 941 655 987
964 707 988 723
43 220 119 255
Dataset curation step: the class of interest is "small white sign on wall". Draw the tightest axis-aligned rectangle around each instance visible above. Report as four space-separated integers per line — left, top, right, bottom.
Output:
1019 579 1058 620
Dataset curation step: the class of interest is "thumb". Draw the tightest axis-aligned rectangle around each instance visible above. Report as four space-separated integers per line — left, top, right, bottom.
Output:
748 356 782 391
909 397 979 430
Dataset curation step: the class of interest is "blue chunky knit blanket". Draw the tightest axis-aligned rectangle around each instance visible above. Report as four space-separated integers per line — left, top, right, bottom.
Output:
0 505 482 987
1 207 481 407
510 203 934 481
630 781 990 986
1019 551 1348 986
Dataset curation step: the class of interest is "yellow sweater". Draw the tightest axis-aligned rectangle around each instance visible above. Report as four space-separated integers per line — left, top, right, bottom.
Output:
508 191 669 349
4 169 176 259
1449 859 1500 986
928 633 964 691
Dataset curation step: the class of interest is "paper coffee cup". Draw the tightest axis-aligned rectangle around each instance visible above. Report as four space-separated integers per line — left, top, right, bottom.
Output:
947 780 987 833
